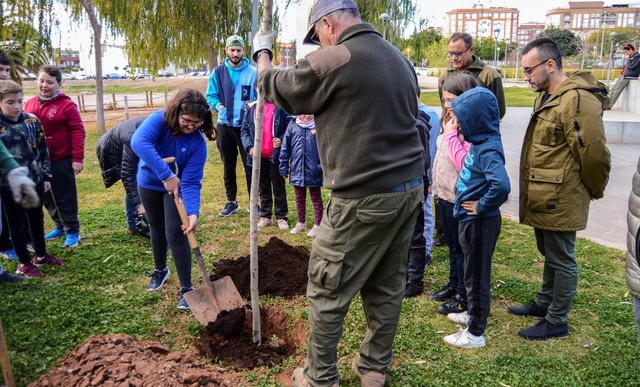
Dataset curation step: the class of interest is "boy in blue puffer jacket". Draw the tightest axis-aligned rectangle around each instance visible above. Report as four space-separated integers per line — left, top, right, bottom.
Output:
443 87 510 349
279 115 324 237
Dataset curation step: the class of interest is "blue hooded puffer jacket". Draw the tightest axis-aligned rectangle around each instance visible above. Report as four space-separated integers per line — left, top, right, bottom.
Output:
279 120 323 188
451 87 510 222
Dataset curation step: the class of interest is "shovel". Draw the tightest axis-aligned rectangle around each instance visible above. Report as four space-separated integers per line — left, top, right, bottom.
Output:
174 196 244 325
163 157 243 325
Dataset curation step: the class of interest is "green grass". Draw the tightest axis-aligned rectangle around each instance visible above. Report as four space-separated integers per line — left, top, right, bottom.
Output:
1 122 637 386
422 86 537 108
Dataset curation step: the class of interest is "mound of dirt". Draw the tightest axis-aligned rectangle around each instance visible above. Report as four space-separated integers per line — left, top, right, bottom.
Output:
211 236 310 298
196 306 306 370
29 334 240 387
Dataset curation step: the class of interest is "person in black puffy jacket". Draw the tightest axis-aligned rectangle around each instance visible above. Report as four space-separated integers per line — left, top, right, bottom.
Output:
96 116 150 238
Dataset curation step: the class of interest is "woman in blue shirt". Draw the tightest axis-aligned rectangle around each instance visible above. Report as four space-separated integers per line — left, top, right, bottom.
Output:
131 89 216 309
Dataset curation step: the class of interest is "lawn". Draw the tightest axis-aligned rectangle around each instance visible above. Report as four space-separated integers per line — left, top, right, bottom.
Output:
0 111 637 386
422 86 537 108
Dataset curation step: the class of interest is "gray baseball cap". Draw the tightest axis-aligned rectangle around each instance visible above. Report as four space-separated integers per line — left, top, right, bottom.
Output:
303 0 359 45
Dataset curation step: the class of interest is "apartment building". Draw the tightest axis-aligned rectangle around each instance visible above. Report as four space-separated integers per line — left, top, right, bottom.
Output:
517 22 546 46
446 6 520 42
546 1 640 39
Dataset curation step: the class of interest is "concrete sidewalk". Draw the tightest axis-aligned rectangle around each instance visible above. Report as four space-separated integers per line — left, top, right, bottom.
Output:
430 106 638 251
501 107 636 251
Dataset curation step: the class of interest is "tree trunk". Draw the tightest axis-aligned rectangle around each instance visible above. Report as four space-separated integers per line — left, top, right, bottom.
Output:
78 0 106 134
249 0 273 345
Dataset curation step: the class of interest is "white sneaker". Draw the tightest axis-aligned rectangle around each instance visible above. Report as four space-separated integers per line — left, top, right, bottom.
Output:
277 219 289 231
443 328 485 348
307 224 319 237
447 311 470 325
290 223 306 234
258 217 273 229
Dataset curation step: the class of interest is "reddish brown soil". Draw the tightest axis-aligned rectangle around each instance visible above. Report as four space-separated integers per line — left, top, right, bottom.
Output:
29 237 310 385
211 236 310 298
28 334 240 386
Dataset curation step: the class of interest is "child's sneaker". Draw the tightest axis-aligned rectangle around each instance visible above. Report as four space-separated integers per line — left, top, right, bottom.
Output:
64 232 81 248
290 223 306 234
34 254 65 266
16 262 44 278
258 217 273 229
0 248 18 261
307 225 320 237
277 219 289 231
45 228 64 240
443 328 485 349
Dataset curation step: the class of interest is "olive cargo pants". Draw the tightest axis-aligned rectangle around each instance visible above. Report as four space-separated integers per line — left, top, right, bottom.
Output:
303 184 423 386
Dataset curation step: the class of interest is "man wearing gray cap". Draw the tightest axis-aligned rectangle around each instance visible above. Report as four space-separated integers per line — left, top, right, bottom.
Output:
253 0 423 385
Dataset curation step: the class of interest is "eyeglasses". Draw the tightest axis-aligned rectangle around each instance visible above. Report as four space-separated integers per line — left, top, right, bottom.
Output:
446 47 471 58
179 115 204 128
522 59 549 76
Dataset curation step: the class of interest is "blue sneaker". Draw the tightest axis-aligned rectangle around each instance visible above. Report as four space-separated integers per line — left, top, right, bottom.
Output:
64 232 81 248
147 269 170 291
45 228 64 240
0 249 18 261
178 286 194 310
218 201 240 217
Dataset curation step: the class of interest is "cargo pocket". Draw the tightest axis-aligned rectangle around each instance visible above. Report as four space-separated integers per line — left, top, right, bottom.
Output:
308 244 345 291
355 206 398 224
527 167 563 213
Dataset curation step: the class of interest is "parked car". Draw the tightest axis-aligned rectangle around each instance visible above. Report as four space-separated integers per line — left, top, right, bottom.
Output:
413 67 429 76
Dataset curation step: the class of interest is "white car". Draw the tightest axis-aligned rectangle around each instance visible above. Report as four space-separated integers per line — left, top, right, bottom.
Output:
414 67 429 76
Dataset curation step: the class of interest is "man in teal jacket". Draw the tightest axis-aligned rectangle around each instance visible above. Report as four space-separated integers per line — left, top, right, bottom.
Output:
206 35 257 217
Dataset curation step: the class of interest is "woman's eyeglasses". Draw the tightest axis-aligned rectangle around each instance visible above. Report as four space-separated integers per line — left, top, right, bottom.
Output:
179 115 204 128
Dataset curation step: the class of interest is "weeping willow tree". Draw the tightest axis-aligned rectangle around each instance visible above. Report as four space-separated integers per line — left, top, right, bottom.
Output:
0 0 53 83
356 0 418 46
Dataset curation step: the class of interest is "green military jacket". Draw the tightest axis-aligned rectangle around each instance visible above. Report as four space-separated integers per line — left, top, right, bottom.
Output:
438 55 506 119
519 71 611 231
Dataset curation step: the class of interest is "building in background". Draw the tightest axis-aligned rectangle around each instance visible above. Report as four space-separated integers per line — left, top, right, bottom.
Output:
517 22 546 46
446 6 520 42
53 48 81 69
546 1 640 39
276 42 297 68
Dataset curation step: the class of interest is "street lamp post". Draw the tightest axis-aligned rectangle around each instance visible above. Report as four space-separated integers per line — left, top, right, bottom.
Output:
497 47 501 70
607 32 618 85
600 12 608 59
493 27 501 67
284 47 290 68
380 13 390 41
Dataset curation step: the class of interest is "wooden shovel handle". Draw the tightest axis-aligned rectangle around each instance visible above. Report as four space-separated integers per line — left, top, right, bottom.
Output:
0 317 15 387
174 196 212 286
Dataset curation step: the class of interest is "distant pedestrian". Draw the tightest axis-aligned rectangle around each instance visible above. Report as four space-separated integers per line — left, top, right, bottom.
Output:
206 35 257 217
279 115 324 237
0 80 64 278
131 89 216 310
240 99 291 231
605 43 640 109
96 116 150 238
24 65 86 248
508 38 611 340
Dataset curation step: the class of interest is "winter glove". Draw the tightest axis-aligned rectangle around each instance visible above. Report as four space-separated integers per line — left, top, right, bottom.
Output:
134 212 151 239
7 167 39 208
252 30 276 62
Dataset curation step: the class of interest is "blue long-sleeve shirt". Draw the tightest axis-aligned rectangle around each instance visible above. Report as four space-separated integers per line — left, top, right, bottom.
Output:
131 110 207 216
452 88 510 222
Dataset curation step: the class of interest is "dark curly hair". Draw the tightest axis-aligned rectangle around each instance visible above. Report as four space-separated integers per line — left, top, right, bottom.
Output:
164 89 216 141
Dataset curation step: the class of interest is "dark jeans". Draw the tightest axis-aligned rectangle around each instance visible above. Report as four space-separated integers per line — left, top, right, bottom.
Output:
258 158 288 220
0 209 12 250
459 215 502 337
407 203 428 286
45 157 80 233
433 194 443 236
216 124 251 202
440 199 466 298
0 184 47 264
138 186 192 289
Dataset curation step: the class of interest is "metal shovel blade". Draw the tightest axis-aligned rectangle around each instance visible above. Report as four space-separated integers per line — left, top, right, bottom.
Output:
183 275 244 326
